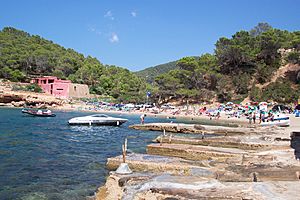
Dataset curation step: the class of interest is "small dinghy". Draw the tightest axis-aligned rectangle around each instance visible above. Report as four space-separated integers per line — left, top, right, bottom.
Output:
68 114 127 126
22 109 56 117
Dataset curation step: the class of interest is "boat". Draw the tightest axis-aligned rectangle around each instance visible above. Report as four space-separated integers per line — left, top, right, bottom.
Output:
260 113 290 127
68 114 128 126
167 116 176 119
22 109 56 117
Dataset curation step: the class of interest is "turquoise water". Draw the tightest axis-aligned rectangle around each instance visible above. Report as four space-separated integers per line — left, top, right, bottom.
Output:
0 108 173 200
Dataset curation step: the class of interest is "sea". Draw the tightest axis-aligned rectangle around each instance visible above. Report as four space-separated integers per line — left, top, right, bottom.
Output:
0 108 174 200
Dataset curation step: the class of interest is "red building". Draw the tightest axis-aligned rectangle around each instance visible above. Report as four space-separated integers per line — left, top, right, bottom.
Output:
31 76 90 99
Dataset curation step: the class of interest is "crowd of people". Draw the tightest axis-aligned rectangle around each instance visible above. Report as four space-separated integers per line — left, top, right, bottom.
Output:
81 100 299 124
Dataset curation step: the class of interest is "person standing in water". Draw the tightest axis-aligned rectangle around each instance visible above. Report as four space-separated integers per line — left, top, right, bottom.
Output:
140 114 146 124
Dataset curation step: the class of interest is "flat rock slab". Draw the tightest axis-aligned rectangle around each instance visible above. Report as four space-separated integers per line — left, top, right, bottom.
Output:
129 123 203 134
96 173 300 200
129 123 282 136
106 153 215 177
154 135 289 150
220 164 300 182
147 143 247 161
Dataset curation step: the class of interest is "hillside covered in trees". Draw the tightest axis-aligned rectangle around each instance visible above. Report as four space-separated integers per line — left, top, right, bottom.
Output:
1 24 300 104
0 27 147 102
149 23 300 104
135 60 178 83
135 57 200 83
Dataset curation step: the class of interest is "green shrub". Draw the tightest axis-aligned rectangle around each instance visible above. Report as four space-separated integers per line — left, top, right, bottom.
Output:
12 84 26 91
261 80 298 103
11 83 43 93
25 83 43 93
249 85 262 102
286 51 300 64
0 67 25 82
217 91 232 103
232 73 250 94
256 62 276 84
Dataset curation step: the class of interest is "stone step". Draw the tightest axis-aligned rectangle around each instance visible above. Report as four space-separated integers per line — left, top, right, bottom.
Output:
147 143 247 161
106 153 216 177
154 135 289 150
129 123 281 136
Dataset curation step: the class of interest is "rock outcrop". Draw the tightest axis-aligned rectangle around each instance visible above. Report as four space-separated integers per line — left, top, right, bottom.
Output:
98 119 300 199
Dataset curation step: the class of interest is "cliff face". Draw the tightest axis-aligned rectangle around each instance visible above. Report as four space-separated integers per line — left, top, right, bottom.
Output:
0 92 64 107
0 94 23 103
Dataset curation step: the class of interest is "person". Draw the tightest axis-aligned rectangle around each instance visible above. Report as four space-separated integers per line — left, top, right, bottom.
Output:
140 114 146 124
270 112 274 121
252 112 256 124
260 111 266 123
248 111 252 124
259 111 262 123
236 111 240 118
215 110 220 120
267 111 272 122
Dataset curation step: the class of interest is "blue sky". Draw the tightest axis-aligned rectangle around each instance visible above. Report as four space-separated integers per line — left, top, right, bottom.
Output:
1 0 299 71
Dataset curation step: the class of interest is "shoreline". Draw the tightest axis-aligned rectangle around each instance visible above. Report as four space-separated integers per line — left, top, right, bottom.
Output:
53 103 250 127
1 103 247 128
3 101 298 129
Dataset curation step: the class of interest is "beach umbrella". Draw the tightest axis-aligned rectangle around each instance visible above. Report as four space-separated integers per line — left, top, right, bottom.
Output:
259 102 268 106
248 106 255 110
207 109 215 113
226 102 234 105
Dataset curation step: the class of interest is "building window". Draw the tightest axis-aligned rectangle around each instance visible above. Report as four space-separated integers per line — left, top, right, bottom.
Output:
57 88 64 90
74 86 77 91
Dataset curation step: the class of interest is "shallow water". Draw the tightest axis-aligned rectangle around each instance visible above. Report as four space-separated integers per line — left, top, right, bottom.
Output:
0 108 174 200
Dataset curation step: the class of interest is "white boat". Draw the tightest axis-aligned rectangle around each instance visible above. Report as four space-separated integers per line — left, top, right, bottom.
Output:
68 114 128 126
260 113 290 127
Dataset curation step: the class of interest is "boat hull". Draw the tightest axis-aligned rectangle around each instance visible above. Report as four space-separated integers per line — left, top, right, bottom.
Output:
68 122 125 126
68 115 127 126
260 120 290 127
22 109 56 117
68 120 127 126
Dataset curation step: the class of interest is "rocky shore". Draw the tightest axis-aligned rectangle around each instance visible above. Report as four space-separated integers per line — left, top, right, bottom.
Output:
0 81 66 108
96 117 300 200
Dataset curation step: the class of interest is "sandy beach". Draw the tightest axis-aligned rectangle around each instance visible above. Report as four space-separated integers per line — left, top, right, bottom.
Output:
55 102 300 131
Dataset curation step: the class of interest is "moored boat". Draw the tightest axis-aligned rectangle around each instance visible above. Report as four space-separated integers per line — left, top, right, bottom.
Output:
260 113 290 127
22 109 56 117
260 120 290 127
68 114 128 126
